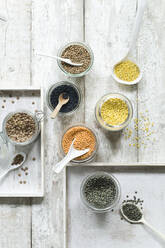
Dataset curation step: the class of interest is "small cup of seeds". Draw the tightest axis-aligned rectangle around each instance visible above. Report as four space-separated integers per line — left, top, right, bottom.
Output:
57 42 94 77
2 110 41 146
112 59 142 85
61 124 98 163
47 81 81 115
95 93 133 131
80 172 121 213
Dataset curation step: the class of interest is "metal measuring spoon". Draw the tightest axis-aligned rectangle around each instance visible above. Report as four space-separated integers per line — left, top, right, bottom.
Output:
53 139 89 174
121 203 165 241
111 0 146 85
0 152 26 180
50 93 69 119
36 53 83 66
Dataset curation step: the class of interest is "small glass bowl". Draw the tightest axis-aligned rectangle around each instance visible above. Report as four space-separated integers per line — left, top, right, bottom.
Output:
95 93 133 131
2 110 41 146
80 172 121 213
57 41 94 77
61 124 98 164
46 81 82 115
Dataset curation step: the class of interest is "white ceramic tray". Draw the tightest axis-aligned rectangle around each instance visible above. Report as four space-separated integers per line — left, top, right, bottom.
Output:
64 163 165 248
0 87 44 197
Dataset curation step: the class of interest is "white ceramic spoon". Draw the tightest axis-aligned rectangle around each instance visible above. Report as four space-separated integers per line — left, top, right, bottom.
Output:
36 53 83 66
121 203 165 242
112 0 147 85
53 139 89 174
0 152 26 180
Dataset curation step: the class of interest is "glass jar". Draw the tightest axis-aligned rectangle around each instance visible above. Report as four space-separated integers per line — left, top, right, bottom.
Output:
95 93 133 131
57 41 94 77
80 172 121 213
61 124 98 164
1 110 43 147
46 81 82 115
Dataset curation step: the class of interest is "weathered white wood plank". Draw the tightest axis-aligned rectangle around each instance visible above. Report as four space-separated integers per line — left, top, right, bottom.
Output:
85 0 138 162
138 0 165 162
31 0 84 247
0 198 31 248
0 0 32 247
0 0 31 87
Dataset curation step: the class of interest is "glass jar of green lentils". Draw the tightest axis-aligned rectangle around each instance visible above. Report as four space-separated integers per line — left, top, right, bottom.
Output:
80 172 121 213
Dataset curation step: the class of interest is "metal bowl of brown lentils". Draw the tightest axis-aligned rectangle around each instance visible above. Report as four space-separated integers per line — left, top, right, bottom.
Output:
57 41 94 77
2 110 41 146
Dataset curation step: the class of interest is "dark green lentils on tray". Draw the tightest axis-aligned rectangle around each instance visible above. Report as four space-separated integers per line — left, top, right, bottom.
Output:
122 203 142 221
50 84 79 113
83 175 117 209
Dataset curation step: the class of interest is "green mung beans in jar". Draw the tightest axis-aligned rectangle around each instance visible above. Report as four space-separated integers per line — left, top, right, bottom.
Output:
80 172 121 213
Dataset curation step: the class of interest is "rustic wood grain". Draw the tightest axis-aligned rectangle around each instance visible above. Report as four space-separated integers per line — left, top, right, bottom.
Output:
31 0 84 247
0 0 165 247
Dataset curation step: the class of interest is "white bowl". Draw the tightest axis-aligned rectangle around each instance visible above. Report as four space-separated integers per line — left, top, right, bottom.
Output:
111 59 142 85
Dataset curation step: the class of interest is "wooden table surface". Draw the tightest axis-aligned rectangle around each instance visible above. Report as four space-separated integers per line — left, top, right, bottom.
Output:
0 0 165 247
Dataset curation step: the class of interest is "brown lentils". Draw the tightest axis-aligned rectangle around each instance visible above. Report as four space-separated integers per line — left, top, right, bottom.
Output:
11 154 24 165
6 112 36 143
61 45 91 74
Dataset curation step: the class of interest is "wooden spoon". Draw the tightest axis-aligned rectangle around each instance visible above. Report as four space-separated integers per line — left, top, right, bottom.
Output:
51 93 69 119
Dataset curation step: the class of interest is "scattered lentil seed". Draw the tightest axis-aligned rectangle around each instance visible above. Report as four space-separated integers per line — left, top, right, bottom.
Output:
2 105 4 108
6 112 36 143
25 172 28 176
11 101 15 104
123 111 155 149
114 60 140 82
101 98 128 126
32 102 35 105
16 96 20 100
61 44 91 74
32 157 36 161
3 99 6 102
23 181 26 184
18 174 21 177
62 126 96 160
19 181 22 184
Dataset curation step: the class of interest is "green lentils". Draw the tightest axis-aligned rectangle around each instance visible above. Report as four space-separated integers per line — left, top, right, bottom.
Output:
122 203 142 221
83 175 117 209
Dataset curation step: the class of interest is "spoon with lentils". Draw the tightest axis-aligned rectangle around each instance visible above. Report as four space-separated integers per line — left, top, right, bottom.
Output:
0 152 26 180
121 203 165 241
36 53 83 67
51 92 69 119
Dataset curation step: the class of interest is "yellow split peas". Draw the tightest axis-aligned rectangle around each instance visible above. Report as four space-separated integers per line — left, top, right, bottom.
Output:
101 98 128 126
114 60 140 82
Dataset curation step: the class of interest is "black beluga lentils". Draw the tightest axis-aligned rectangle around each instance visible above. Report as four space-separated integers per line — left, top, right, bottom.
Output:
50 84 79 113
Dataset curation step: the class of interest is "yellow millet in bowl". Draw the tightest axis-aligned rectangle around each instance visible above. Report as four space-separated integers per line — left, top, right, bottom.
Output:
114 60 140 82
101 98 128 126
